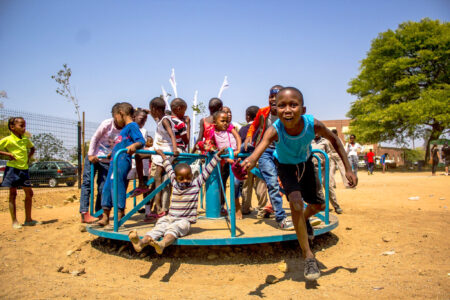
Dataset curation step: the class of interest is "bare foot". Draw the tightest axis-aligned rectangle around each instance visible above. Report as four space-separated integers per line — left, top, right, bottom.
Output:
12 221 22 229
235 209 243 220
128 230 148 252
97 217 109 227
149 239 164 254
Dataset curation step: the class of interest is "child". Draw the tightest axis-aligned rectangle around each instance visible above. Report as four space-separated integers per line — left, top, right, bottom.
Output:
367 148 375 175
170 98 190 152
128 148 225 254
80 103 122 223
193 97 223 153
380 153 388 173
0 117 36 229
242 87 357 281
212 110 241 215
237 106 269 219
98 102 145 226
345 134 362 176
148 97 180 216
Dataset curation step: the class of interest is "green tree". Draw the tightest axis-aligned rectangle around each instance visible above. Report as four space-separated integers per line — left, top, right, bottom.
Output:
31 133 67 161
347 19 450 161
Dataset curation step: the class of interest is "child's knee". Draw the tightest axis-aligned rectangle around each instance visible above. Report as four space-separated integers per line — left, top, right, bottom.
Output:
312 203 325 211
9 189 17 199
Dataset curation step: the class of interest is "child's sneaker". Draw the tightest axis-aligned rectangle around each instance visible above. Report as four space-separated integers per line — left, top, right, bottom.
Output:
277 218 294 230
304 258 320 281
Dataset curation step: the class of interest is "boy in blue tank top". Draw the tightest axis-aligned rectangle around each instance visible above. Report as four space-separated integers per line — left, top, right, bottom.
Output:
242 87 357 281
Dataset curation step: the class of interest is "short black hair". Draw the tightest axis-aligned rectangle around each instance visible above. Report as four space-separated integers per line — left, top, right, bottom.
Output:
276 87 304 105
170 98 187 111
111 102 121 115
8 117 24 131
209 98 223 114
174 163 192 175
134 108 147 117
150 97 166 112
350 134 356 138
213 110 227 122
115 102 134 116
331 129 338 135
245 106 259 121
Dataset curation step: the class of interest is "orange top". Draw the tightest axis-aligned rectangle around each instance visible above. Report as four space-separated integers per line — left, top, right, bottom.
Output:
246 106 271 146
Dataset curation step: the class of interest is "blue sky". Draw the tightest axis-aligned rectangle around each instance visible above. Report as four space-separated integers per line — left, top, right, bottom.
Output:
0 0 449 135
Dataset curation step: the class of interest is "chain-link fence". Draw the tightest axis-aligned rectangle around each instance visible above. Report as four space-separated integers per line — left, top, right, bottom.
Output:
0 108 98 193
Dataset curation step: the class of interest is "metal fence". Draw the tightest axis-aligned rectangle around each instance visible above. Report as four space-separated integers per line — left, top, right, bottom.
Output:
0 108 99 192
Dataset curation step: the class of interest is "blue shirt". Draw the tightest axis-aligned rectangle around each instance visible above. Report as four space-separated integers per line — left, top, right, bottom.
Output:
110 122 145 161
273 114 315 164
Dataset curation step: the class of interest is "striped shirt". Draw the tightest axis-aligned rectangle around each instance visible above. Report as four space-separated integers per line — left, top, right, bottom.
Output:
162 153 220 223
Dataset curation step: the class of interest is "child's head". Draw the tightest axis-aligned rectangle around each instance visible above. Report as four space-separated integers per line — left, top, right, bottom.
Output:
170 98 188 119
349 134 356 143
208 98 223 115
245 106 259 123
8 117 26 136
149 97 166 120
222 106 232 123
269 85 283 115
275 87 305 128
213 111 229 131
174 163 193 189
146 135 153 148
112 102 134 129
134 108 148 128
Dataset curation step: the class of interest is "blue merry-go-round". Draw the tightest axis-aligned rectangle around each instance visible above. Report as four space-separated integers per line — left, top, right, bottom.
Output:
87 148 338 246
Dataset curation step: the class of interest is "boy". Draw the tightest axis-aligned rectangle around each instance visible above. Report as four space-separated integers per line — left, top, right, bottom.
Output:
98 102 145 226
170 98 190 152
242 87 357 280
0 117 37 229
243 85 294 230
128 148 225 254
238 106 268 218
148 97 180 215
79 103 121 223
367 149 375 175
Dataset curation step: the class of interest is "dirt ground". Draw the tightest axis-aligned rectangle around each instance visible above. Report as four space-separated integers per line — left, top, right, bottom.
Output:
0 171 449 299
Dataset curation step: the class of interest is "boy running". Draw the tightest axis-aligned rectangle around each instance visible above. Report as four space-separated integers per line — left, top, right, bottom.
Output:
242 87 357 280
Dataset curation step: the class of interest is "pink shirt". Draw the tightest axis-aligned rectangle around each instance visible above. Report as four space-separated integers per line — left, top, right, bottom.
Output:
88 118 121 162
214 124 237 150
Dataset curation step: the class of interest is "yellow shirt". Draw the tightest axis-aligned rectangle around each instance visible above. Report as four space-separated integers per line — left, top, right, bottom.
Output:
0 134 34 170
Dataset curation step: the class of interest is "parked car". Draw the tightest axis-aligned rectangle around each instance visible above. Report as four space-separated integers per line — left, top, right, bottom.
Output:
29 161 77 187
0 160 7 184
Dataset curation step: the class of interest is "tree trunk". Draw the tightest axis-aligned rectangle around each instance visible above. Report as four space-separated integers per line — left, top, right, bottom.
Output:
424 123 443 163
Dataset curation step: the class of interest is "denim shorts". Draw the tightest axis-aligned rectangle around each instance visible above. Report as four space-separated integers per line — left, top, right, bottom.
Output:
1 166 32 188
275 157 325 205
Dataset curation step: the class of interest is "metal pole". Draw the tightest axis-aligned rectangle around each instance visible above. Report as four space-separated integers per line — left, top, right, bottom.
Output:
228 148 236 237
77 121 82 188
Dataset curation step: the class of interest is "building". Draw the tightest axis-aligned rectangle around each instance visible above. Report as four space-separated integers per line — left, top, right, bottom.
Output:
322 119 405 166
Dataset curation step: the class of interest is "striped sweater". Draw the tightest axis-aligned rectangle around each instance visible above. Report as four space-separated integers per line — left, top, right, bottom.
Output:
162 154 220 223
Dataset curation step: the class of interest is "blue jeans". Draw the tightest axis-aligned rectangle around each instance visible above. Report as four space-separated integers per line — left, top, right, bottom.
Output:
101 154 131 211
349 155 359 176
79 157 109 213
258 148 286 222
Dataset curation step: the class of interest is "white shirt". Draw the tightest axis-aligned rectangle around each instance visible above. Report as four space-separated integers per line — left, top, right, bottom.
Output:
345 142 362 157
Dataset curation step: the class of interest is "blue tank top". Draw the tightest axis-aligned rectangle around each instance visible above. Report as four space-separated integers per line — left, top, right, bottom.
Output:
273 114 315 164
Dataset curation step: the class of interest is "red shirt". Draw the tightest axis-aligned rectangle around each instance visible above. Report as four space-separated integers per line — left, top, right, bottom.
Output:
367 151 375 163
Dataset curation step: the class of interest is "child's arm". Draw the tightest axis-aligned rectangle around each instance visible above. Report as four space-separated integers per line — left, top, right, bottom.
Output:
244 110 261 151
28 147 35 164
196 148 226 186
162 118 179 157
314 119 358 187
0 150 15 160
231 128 241 156
155 149 177 186
126 124 145 155
241 126 277 172
195 118 205 148
184 115 191 146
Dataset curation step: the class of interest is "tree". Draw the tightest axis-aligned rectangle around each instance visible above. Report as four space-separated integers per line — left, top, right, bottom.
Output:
31 133 67 161
347 19 450 161
0 90 7 108
51 64 81 121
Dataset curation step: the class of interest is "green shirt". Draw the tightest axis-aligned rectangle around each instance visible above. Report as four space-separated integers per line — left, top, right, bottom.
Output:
0 134 34 170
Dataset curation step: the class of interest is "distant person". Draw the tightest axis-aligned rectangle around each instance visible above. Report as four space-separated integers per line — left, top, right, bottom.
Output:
242 87 357 281
79 104 121 223
442 142 450 176
330 129 350 188
380 153 388 173
243 85 294 230
222 106 242 132
128 148 225 254
345 134 362 177
367 149 375 175
0 117 37 229
98 102 145 226
430 144 441 176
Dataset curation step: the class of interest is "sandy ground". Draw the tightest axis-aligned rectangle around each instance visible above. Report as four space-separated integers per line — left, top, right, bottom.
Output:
0 171 449 299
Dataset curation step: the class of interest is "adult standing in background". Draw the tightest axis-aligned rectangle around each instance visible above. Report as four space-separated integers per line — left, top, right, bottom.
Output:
330 129 349 187
442 142 450 176
345 134 362 177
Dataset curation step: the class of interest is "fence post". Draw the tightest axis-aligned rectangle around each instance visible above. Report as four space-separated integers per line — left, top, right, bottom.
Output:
77 121 82 188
